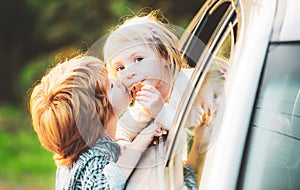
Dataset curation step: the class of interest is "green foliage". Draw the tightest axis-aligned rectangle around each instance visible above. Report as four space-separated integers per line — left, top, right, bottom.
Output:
110 0 137 18
19 54 54 105
0 105 27 133
0 131 56 189
1 0 200 104
18 46 82 105
0 105 56 189
0 0 202 188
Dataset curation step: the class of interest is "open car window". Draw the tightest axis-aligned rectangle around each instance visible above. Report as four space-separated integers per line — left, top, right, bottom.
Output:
165 0 238 189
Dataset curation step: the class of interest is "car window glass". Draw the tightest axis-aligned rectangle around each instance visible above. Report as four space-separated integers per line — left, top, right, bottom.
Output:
165 1 238 189
183 24 235 187
238 42 300 189
182 1 232 67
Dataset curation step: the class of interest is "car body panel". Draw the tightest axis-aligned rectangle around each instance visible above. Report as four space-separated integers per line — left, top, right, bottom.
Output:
238 42 300 189
278 0 300 41
199 0 277 189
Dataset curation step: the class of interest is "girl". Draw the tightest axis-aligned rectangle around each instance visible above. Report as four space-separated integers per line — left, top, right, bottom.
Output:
29 55 164 189
103 9 196 145
103 10 197 190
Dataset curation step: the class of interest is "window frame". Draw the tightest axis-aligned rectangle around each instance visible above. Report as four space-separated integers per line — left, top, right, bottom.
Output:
164 1 238 189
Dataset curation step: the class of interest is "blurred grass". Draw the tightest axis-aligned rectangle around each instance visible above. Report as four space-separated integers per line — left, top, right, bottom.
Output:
0 105 56 189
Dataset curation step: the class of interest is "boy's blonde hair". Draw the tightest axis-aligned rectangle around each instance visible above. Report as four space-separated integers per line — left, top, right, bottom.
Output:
29 55 113 167
103 10 189 81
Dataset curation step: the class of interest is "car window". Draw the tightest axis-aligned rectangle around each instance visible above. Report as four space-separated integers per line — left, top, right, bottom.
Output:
184 22 236 187
165 1 238 189
180 0 236 67
238 42 300 189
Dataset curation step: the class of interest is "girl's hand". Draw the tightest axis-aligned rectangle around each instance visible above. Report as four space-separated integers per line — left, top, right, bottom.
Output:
188 105 205 127
135 84 164 118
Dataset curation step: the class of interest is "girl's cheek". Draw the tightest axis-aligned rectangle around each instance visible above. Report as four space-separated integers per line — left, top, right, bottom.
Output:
118 72 127 83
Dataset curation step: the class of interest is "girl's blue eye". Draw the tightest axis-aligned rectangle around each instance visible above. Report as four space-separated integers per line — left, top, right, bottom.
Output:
116 66 125 72
134 57 143 63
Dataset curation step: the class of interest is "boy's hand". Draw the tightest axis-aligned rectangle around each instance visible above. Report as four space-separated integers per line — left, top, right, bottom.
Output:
135 84 164 118
131 123 166 150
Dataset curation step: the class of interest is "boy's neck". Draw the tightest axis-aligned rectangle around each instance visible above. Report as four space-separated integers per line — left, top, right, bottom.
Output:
104 114 117 140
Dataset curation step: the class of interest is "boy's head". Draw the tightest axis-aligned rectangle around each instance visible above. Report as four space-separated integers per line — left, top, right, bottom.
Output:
103 10 188 80
29 55 113 167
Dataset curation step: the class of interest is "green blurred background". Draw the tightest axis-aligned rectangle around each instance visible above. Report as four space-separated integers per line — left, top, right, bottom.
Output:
0 0 204 189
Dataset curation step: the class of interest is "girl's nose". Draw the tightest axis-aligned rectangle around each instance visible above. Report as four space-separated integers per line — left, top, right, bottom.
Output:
125 64 137 79
120 67 136 81
126 71 136 80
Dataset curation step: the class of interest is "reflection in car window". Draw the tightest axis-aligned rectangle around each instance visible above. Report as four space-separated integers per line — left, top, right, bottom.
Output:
166 1 238 189
184 24 234 186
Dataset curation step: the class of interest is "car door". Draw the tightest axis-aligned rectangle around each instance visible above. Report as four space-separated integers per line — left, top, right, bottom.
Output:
164 0 239 189
166 0 300 190
238 0 300 189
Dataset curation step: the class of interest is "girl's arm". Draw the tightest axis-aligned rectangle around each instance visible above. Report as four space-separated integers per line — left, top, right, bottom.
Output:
116 103 152 143
154 102 175 130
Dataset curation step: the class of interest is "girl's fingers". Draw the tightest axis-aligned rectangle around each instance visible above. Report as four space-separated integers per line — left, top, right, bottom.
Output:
193 105 204 115
135 95 157 106
141 84 157 92
136 85 161 97
136 89 163 104
135 95 151 103
135 99 149 108
136 90 153 98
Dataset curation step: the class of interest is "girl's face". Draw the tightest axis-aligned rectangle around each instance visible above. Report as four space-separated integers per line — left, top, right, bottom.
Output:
198 81 215 114
109 44 170 91
107 79 131 116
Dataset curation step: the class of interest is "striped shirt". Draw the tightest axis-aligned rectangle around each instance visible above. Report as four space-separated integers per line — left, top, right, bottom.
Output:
55 137 125 190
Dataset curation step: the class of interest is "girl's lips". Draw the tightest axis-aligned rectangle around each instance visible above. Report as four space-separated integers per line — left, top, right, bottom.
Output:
128 79 146 90
128 81 145 99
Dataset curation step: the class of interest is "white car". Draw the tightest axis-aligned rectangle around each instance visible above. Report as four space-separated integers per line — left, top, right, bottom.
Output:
163 0 300 189
92 0 300 189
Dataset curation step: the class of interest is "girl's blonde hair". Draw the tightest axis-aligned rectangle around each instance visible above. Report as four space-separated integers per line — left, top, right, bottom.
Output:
29 55 113 167
103 10 189 81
